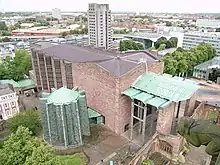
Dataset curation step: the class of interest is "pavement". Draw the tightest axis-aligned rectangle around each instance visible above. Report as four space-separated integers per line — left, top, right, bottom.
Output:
84 135 129 165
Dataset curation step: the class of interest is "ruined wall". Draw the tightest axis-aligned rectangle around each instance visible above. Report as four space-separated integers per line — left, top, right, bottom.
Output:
156 102 175 134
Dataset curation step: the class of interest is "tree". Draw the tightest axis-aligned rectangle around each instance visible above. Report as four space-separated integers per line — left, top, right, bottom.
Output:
216 28 220 32
7 110 42 136
168 37 178 48
0 21 8 31
154 37 167 49
62 32 68 37
1 37 10 42
163 43 216 76
157 43 166 51
166 21 172 26
119 40 144 51
13 49 32 80
0 126 62 165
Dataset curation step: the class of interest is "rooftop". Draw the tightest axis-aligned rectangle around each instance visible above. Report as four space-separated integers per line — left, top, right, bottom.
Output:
194 56 220 71
123 73 199 108
124 32 171 42
0 84 15 96
47 87 80 104
32 43 161 77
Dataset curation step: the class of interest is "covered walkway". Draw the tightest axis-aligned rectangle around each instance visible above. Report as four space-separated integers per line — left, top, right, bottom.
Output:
122 73 199 146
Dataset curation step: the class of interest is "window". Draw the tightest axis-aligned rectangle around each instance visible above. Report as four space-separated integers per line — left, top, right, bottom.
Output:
4 103 8 109
12 108 17 114
5 110 10 116
11 101 15 107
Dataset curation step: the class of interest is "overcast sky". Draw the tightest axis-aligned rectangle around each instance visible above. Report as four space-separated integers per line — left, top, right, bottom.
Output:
1 0 220 13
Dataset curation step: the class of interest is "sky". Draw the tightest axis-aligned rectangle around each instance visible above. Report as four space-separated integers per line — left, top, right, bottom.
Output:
1 0 220 13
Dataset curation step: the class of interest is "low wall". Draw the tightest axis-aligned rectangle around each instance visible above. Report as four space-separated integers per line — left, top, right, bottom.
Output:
128 133 183 165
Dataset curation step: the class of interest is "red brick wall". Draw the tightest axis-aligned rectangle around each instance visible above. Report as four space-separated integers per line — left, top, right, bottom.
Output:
147 61 164 74
72 62 119 133
118 63 146 134
72 61 163 134
156 103 175 134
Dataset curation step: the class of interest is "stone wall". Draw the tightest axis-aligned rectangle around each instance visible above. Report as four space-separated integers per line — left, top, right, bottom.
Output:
156 102 175 135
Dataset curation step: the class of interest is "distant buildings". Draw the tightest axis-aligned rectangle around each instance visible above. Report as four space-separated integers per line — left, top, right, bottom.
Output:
31 42 163 134
0 84 19 120
193 56 220 81
182 32 220 56
39 87 90 148
12 26 70 36
52 8 62 20
88 3 112 49
196 19 220 28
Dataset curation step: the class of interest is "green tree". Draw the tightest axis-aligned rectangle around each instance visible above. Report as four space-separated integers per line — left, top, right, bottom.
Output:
169 37 178 48
0 126 62 165
0 21 8 31
158 43 166 51
7 110 42 136
14 49 32 79
216 28 220 32
1 37 10 42
142 159 154 165
154 37 167 49
119 40 144 51
166 21 172 26
119 40 126 51
163 43 216 76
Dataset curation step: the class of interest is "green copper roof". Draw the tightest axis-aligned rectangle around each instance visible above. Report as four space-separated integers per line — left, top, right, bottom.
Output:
132 73 199 102
145 97 168 108
0 79 20 88
17 79 35 88
88 107 101 118
122 87 141 99
133 92 154 104
48 87 80 104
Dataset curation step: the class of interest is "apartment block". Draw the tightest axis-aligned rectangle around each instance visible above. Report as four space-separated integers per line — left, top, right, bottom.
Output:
182 32 220 56
88 3 112 49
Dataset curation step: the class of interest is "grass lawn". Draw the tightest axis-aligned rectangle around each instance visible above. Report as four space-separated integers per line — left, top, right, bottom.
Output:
57 153 87 165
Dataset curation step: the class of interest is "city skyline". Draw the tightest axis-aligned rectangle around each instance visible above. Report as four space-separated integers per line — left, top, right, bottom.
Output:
1 0 220 13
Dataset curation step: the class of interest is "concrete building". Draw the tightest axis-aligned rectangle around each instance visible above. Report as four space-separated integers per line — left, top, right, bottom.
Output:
52 8 62 20
39 87 90 148
193 56 220 81
88 3 112 49
182 32 220 56
196 19 220 28
0 84 19 120
31 42 163 134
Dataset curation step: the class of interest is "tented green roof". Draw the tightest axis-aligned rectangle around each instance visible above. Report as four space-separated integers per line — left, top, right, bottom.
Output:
122 87 141 99
48 87 80 104
145 97 167 108
131 73 199 102
122 73 200 108
17 79 35 88
88 107 101 118
133 92 154 104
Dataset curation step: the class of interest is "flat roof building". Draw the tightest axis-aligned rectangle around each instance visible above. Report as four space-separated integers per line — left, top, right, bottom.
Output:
182 32 220 56
196 19 220 28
